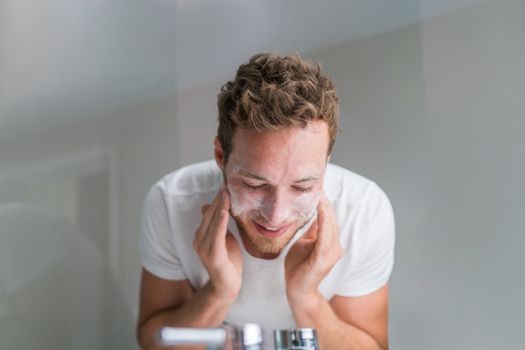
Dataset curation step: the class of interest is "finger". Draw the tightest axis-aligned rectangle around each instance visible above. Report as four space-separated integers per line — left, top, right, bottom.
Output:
210 188 230 254
203 188 224 222
203 208 229 256
194 205 210 245
221 187 231 215
208 187 228 231
225 232 240 253
209 189 231 249
316 193 337 248
212 208 230 249
300 219 318 241
199 188 225 236
319 193 343 260
195 188 224 245
201 188 229 252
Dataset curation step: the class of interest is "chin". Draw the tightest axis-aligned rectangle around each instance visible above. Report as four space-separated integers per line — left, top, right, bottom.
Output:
234 215 297 256
252 239 285 255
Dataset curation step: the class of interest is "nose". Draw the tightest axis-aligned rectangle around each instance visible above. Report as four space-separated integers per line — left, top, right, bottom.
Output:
260 190 290 226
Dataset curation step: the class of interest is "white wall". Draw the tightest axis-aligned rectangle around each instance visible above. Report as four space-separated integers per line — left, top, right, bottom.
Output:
173 84 220 166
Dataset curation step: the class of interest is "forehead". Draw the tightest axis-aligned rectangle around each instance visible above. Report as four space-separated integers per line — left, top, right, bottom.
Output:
227 121 329 180
232 120 329 150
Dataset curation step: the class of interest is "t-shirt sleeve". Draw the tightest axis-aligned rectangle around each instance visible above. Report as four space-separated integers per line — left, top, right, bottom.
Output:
139 183 187 281
335 184 396 297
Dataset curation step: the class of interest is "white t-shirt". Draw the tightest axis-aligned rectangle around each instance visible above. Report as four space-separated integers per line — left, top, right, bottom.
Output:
140 160 395 348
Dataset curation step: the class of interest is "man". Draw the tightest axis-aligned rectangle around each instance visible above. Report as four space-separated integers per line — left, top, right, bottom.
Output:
137 52 395 350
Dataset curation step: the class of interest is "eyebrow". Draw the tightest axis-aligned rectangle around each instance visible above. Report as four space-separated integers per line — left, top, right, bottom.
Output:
238 170 320 184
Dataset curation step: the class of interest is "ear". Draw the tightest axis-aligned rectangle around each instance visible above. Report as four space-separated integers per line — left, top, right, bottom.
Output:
214 136 225 171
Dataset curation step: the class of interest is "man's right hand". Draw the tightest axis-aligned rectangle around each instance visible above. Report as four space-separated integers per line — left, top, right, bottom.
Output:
193 187 243 302
138 188 242 349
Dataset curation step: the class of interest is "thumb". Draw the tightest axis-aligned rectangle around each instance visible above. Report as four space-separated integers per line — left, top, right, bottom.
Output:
301 219 319 241
225 233 240 251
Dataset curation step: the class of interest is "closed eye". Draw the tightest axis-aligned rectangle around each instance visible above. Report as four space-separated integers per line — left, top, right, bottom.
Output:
242 182 271 191
293 186 313 193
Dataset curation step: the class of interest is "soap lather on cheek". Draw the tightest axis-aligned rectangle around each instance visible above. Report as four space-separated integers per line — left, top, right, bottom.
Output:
227 183 265 217
290 191 320 221
227 183 319 223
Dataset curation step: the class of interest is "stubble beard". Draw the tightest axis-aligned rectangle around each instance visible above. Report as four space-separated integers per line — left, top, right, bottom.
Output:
230 211 310 256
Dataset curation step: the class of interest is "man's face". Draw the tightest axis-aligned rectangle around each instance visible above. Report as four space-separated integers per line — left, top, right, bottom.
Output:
219 120 330 258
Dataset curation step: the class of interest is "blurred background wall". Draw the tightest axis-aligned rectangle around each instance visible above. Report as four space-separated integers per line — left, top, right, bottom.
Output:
0 0 523 349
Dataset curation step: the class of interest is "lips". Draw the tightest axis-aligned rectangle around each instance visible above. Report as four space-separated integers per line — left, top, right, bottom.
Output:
253 221 291 238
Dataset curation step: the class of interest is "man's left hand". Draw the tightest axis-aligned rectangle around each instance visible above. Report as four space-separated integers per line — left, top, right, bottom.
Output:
284 192 343 305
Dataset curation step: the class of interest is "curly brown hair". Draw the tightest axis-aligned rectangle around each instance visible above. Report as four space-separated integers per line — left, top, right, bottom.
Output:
217 52 339 163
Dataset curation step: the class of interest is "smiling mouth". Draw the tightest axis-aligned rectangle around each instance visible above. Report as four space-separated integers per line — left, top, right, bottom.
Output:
253 221 291 238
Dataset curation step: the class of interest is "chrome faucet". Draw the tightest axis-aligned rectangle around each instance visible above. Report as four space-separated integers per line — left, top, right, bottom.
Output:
157 323 264 350
274 328 319 350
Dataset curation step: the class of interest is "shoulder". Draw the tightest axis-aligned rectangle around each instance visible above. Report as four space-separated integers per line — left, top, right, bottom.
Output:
155 160 222 196
324 163 393 227
325 164 389 204
144 160 222 208
323 165 395 286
